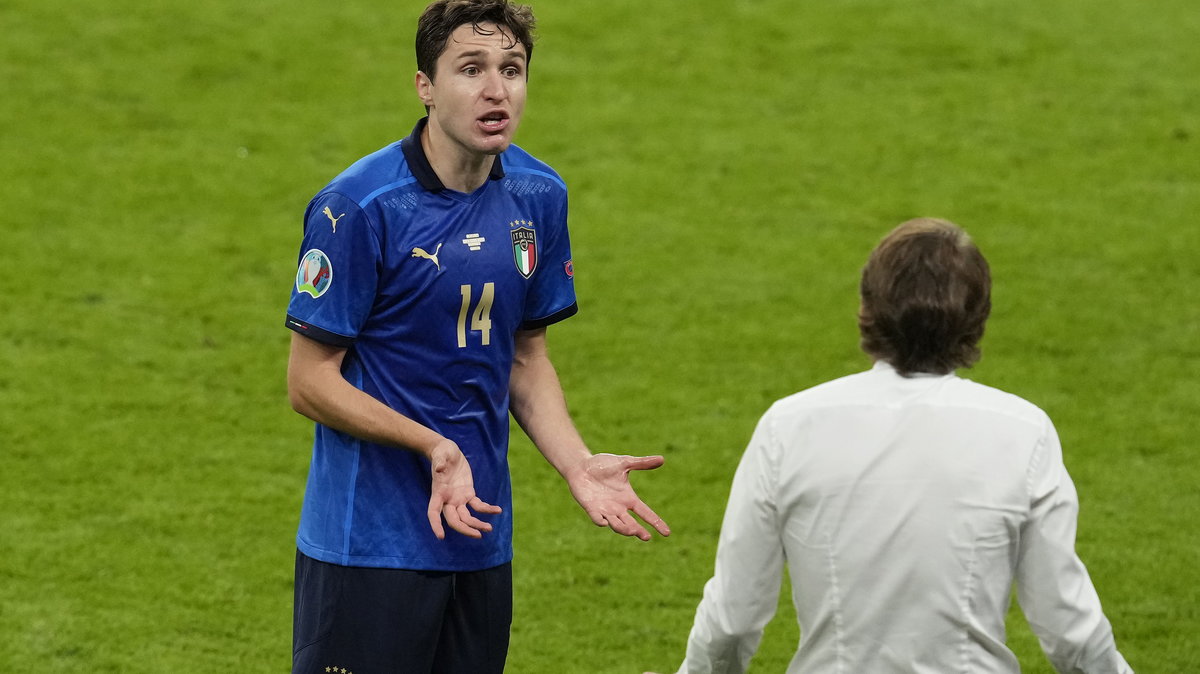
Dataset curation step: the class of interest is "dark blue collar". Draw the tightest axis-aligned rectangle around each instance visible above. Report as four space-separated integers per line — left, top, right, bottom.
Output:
400 117 505 193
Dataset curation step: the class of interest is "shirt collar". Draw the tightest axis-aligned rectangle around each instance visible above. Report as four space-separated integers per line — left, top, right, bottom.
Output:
399 117 506 193
871 360 953 379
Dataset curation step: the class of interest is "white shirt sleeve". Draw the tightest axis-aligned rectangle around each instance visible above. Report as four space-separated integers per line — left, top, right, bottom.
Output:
677 413 787 674
1015 416 1134 674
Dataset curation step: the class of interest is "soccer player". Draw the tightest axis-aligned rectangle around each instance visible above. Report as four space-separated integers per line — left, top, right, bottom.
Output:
654 219 1133 673
283 1 670 672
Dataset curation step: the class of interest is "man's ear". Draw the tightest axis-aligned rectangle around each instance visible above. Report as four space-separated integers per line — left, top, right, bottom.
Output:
415 71 434 107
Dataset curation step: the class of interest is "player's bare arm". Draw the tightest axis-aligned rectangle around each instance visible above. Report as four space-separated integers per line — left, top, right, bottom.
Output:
287 331 500 538
508 328 670 541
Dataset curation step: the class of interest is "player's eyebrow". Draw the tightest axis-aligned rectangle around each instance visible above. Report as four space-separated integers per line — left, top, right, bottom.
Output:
452 48 526 62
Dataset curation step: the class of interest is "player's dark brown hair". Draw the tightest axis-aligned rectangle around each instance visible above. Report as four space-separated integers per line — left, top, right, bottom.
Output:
416 0 536 81
858 218 991 376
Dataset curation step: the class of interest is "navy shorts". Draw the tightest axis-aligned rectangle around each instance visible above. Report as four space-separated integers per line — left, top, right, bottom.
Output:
292 550 513 674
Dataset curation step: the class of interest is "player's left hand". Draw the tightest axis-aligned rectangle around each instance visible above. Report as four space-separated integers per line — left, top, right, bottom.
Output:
566 453 670 541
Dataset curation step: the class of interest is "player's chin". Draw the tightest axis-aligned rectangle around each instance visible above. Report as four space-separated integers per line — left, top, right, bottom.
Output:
475 135 513 155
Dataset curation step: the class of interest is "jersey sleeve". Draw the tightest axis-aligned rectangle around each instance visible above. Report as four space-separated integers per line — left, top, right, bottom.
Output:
285 192 382 347
521 192 577 329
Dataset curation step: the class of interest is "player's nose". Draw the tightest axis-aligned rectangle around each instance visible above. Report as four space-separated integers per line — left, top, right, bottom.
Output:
481 70 507 101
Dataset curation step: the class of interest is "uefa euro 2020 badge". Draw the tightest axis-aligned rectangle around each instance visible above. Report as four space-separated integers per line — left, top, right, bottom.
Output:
296 249 333 298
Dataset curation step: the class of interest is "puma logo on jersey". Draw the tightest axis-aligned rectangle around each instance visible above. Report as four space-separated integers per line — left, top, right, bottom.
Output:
411 243 443 270
323 206 345 233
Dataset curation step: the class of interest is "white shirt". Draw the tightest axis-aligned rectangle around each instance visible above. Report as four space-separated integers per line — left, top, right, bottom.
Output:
678 362 1133 674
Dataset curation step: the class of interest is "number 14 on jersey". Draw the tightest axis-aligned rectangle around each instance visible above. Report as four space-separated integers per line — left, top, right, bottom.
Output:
457 283 495 348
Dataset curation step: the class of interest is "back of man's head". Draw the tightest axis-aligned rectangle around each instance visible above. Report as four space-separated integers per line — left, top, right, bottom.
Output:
858 218 991 376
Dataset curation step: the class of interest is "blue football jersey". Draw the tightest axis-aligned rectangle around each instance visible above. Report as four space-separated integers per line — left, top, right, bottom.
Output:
286 119 577 570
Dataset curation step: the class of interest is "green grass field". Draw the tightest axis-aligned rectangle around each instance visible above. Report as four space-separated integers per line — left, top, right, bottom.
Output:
3 0 1198 671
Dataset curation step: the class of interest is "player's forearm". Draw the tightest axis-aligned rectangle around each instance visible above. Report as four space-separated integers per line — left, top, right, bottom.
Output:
510 377 591 477
509 338 591 478
287 334 444 457
291 378 443 456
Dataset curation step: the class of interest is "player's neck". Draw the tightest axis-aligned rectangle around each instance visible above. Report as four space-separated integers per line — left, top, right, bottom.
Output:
420 125 493 193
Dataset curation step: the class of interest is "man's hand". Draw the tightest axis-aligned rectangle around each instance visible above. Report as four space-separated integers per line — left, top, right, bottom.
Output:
566 453 670 541
426 439 503 540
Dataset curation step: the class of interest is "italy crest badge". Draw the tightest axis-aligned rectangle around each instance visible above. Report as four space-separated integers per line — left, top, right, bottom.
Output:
511 226 537 278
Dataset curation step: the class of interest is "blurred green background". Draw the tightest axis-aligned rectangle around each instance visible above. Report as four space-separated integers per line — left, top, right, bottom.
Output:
2 0 1197 671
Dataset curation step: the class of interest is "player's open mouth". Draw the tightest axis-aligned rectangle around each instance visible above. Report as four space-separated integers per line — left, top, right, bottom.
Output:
479 113 509 132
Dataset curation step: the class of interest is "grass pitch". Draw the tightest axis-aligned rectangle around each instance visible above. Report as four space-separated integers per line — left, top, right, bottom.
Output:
2 0 1197 671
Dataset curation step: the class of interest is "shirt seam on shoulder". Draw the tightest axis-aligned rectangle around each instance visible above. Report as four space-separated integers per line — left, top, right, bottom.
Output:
354 177 421 210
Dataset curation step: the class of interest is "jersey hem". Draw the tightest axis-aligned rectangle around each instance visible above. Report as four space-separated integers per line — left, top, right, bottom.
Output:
296 538 514 572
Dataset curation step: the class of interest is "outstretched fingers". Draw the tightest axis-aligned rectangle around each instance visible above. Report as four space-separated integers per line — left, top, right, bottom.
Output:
427 496 502 540
468 496 503 515
593 504 668 541
585 507 608 528
606 511 652 541
622 454 665 472
570 453 669 540
443 504 489 539
631 499 671 537
427 497 447 540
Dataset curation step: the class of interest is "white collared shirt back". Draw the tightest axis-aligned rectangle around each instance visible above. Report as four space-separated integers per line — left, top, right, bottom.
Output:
679 362 1133 674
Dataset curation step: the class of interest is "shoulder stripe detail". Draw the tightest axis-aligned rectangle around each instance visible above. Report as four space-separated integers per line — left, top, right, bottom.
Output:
358 177 421 209
505 166 567 191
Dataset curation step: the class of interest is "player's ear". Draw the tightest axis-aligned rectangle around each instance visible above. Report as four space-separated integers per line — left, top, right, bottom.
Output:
415 71 434 107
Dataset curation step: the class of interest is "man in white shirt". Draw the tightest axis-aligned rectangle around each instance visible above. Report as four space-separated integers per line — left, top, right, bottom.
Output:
660 218 1133 673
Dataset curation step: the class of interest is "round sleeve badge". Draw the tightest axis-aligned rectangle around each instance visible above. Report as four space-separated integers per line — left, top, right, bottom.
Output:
295 249 333 298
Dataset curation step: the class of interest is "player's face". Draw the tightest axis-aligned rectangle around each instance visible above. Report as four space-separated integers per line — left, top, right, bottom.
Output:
417 22 528 158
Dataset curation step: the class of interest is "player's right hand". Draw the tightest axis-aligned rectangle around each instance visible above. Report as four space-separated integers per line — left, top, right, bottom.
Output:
426 439 503 540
